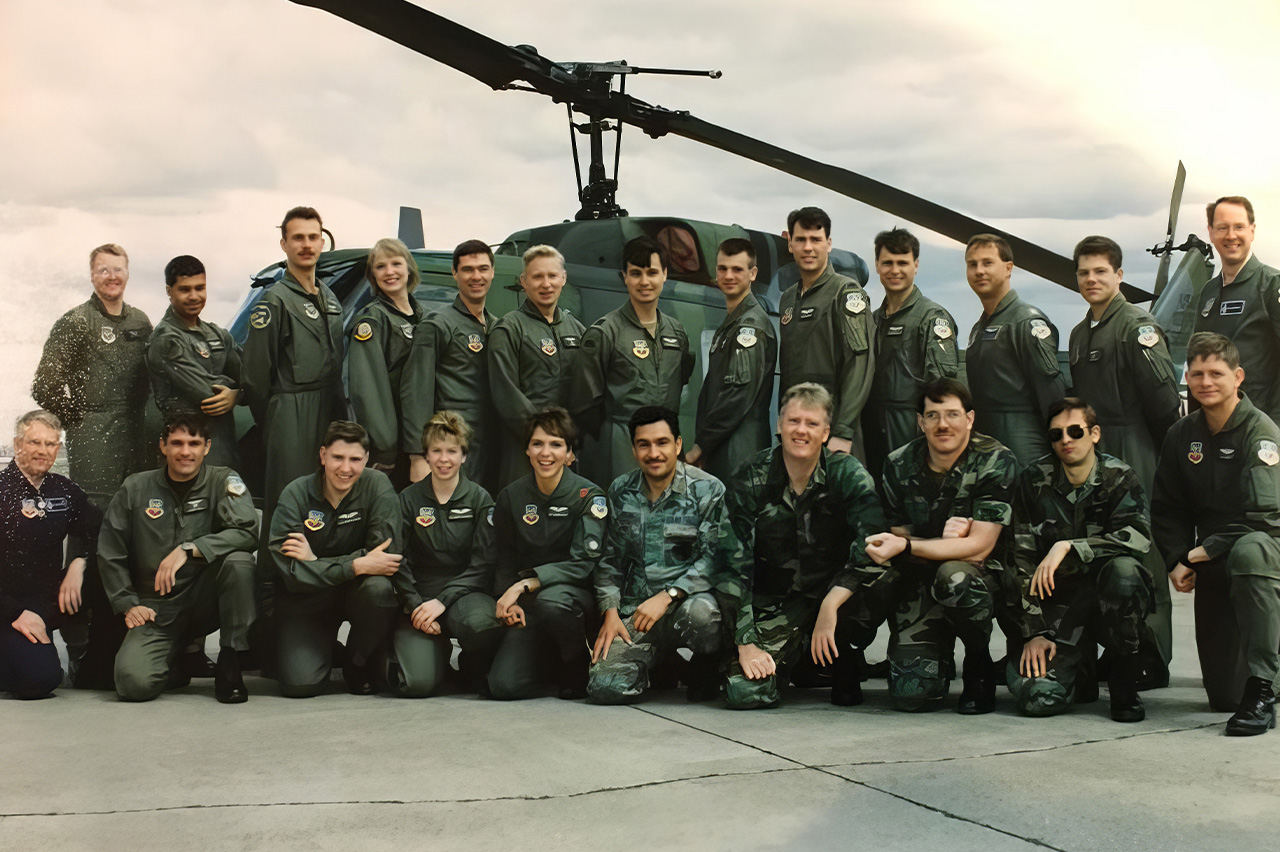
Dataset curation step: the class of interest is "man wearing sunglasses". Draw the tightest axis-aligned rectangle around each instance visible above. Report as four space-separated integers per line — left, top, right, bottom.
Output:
1152 332 1280 736
1007 399 1154 722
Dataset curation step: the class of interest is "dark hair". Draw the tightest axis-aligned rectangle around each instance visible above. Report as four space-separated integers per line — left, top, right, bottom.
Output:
1046 397 1098 430
622 235 668 272
524 406 579 451
1206 195 1255 228
874 227 920 261
280 206 323 234
161 412 211 442
321 420 370 451
1186 331 1241 371
452 239 494 270
918 378 973 414
717 238 756 266
965 233 1013 263
164 255 206 288
628 405 680 443
786 206 832 237
1072 236 1122 272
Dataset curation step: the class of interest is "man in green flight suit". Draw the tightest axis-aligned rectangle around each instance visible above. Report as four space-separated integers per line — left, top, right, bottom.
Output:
687 238 777 484
588 406 733 704
964 234 1066 467
571 237 695 488
864 227 959 480
147 255 243 470
401 239 498 490
271 421 402 697
1193 196 1280 424
488 245 586 488
1068 235 1180 676
722 383 886 710
1153 333 1280 736
1007 399 1153 722
32 242 153 688
778 207 874 460
865 378 1020 713
98 413 258 703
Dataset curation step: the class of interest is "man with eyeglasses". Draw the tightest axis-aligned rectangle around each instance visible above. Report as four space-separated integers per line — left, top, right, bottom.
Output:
1007 399 1154 722
1192 197 1280 423
864 378 1019 713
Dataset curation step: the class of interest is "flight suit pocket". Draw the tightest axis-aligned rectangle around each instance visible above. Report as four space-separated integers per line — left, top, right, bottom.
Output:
663 523 699 563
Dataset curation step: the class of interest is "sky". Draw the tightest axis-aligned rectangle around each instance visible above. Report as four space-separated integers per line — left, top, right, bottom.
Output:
2 0 1279 439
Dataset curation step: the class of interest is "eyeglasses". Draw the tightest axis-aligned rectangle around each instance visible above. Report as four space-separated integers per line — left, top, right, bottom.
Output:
1048 424 1087 443
921 410 967 426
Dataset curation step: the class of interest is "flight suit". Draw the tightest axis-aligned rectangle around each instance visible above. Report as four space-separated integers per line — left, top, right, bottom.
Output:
146 307 244 470
1007 453 1154 716
394 474 501 697
588 462 733 704
488 469 607 699
347 294 424 483
865 288 959 479
487 300 586 488
965 290 1066 468
400 296 497 489
571 302 695 488
778 264 874 458
1193 255 1280 423
1152 393 1280 710
878 433 1019 710
270 469 400 697
721 447 886 709
694 293 777 484
98 465 258 701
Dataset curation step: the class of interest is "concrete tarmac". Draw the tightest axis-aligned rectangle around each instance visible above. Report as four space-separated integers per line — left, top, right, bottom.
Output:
2 591 1278 852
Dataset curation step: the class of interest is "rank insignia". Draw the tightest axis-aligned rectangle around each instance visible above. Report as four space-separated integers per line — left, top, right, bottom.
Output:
304 303 321 320
933 319 953 340
781 307 793 325
590 496 608 519
523 504 540 525
1137 325 1159 348
1029 319 1051 340
249 306 271 329
1201 297 1215 318
1259 440 1279 466
845 292 867 314
1188 442 1203 464
736 326 757 348
226 475 247 497
467 333 484 353
416 507 436 527
145 499 164 519
21 499 39 519
304 510 325 531
402 324 414 339
196 346 210 359
354 321 373 341
541 337 557 356
101 326 116 344
632 340 650 359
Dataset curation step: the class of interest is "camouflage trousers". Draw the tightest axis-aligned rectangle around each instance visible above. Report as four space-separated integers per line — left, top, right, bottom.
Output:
587 592 724 705
724 593 877 710
1007 556 1152 717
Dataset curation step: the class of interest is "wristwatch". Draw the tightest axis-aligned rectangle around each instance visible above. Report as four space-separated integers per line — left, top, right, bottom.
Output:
180 542 196 556
667 587 685 602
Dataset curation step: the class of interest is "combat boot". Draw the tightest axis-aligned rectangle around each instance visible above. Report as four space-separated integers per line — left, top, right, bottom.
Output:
1225 676 1276 737
558 649 590 700
957 652 996 715
214 650 248 704
830 648 863 707
685 653 722 702
1108 654 1144 723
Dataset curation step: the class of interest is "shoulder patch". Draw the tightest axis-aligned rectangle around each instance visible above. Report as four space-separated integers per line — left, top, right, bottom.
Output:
249 305 271 329
226 474 247 497
932 318 953 340
736 326 758 348
1029 318 1051 340
1136 325 1158 348
845 292 867 315
590 495 608 519
354 321 373 341
1259 440 1279 466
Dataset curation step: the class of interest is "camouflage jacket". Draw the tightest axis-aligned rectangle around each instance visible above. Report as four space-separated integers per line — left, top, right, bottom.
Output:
594 461 735 614
724 447 886 645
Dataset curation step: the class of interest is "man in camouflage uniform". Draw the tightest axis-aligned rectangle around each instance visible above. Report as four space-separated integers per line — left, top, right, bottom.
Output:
1008 399 1153 722
865 227 959 480
778 207 874 460
722 383 886 710
1193 196 1280 423
571 237 695 488
588 407 733 704
401 239 498 489
488 245 586 488
147 255 243 470
865 378 1020 713
687 238 777 484
1154 333 1280 736
964 234 1066 467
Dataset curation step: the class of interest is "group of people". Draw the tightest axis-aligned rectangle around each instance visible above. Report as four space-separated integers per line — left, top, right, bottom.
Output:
3 199 1278 738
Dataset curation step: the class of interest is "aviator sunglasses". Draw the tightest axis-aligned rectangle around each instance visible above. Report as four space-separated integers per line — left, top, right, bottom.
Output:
1047 424 1087 443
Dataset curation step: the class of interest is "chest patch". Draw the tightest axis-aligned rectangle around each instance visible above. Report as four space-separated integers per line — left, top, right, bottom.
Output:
354 321 374 342
661 336 681 349
1029 319 1051 340
448 507 474 520
1259 440 1279 466
304 510 325 531
196 346 210 359
467 333 484 353
1201 297 1216 318
799 307 816 321
304 303 321 320
145 498 164 519
887 325 904 337
1220 447 1236 460
184 498 207 513
101 326 116 344
523 504 540 525
561 335 580 348
1220 299 1246 316
402 324 414 339
336 510 361 525
781 307 793 325
416 507 436 527
549 505 570 518
540 337 557 356
1088 350 1102 363
736 326 757 347
21 499 39 519
982 326 1002 341
591 495 608 519
845 292 867 314
1188 442 1203 464
632 340 650 359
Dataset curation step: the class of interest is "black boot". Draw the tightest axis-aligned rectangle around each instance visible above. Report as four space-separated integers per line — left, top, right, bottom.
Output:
1108 654 1145 723
1225 676 1276 737
958 652 996 715
685 653 722 702
214 650 248 704
830 648 864 706
558 650 590 701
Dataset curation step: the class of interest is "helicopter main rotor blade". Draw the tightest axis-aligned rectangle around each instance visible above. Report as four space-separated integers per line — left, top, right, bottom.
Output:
1153 161 1187 298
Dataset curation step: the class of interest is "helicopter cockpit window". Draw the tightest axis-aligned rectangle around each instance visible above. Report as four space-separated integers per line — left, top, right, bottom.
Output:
655 225 701 276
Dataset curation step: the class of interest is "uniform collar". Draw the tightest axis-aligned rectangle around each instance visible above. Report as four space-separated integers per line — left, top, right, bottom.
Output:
619 300 665 331
720 293 759 329
765 446 829 493
1049 452 1102 496
1224 253 1261 287
375 292 422 322
160 306 206 333
878 285 921 319
1221 392 1258 433
89 292 133 321
518 298 561 326
1090 292 1128 326
279 270 323 298
450 294 492 326
985 289 1021 321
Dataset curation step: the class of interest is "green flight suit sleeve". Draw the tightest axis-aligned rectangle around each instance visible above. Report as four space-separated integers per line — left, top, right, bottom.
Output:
240 298 279 428
146 328 218 407
680 329 696 387
1064 467 1151 565
439 494 496 607
593 486 627 611
97 486 141 614
1017 317 1067 419
1202 437 1280 560
399 316 439 455
191 472 260 562
570 321 610 437
696 322 774 456
832 284 874 441
32 312 91 426
347 313 400 464
487 321 538 440
832 459 891 592
920 308 960 382
1151 431 1195 571
1121 322 1180 449
671 479 732 597
222 330 244 390
723 475 761 646
492 489 521 592
534 487 607 588
271 486 357 592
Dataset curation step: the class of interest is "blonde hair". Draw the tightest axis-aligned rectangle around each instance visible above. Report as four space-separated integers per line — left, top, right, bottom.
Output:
522 244 565 272
422 410 472 454
366 238 420 294
89 243 128 270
